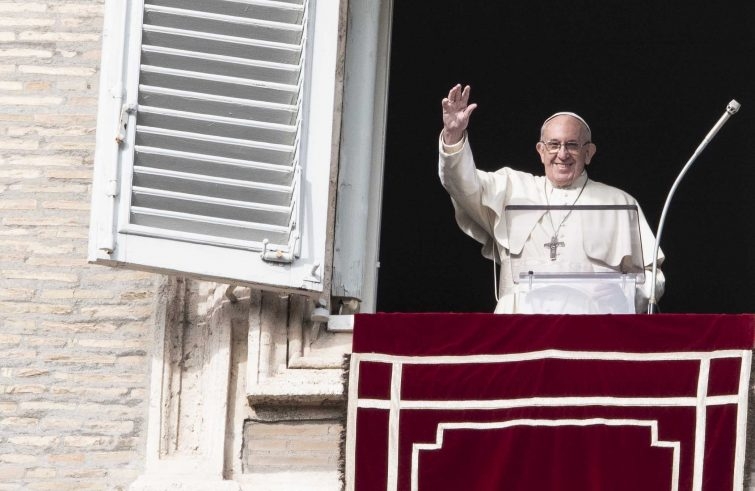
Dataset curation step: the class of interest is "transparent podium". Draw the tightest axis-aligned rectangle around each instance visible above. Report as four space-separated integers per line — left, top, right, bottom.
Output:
505 204 646 314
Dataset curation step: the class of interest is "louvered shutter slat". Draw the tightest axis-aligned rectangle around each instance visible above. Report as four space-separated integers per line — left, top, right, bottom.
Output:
136 109 297 145
130 208 291 244
138 68 299 104
141 28 303 65
134 137 292 168
131 188 290 225
134 148 294 186
143 8 303 45
147 0 305 25
132 168 292 206
140 46 300 85
138 89 297 125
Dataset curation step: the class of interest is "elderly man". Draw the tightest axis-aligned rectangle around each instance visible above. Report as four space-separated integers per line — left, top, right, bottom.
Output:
439 84 664 313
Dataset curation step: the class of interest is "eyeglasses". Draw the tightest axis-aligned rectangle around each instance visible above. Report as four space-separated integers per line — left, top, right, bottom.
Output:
539 140 591 154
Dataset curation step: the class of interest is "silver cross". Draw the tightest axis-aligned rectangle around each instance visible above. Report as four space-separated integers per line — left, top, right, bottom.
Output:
544 236 564 260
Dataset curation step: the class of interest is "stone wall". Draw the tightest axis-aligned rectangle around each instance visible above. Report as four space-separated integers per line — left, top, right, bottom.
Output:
128 280 346 490
0 1 157 489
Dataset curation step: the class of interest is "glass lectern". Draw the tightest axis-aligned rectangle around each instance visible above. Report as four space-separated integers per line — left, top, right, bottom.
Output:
504 204 645 314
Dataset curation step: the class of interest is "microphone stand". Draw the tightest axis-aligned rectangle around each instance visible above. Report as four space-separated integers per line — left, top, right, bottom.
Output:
647 100 741 313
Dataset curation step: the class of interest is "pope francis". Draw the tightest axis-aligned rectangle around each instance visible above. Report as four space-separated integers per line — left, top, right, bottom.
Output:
438 84 664 313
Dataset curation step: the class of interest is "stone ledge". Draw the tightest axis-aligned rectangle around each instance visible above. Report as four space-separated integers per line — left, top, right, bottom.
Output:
247 366 346 405
247 376 346 406
237 471 340 491
129 476 241 491
247 381 345 405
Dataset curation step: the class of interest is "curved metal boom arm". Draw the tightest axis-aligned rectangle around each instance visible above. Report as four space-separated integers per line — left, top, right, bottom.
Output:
647 100 741 313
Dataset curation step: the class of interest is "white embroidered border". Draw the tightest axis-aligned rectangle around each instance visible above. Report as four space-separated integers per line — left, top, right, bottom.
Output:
386 363 402 491
355 349 748 365
358 395 739 411
692 359 710 491
734 350 752 490
345 354 361 491
410 419 680 491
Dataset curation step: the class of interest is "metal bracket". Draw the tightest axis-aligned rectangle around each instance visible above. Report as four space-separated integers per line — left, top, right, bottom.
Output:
304 263 321 283
261 239 295 264
115 103 137 144
225 285 239 303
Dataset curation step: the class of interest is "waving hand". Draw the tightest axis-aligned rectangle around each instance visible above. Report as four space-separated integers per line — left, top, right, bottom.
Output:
441 84 477 145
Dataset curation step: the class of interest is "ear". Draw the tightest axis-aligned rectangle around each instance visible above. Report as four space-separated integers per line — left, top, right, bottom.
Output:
585 142 597 165
535 141 548 163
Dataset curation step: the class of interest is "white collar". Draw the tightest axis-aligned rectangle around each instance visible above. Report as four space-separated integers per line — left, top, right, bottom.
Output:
545 172 589 193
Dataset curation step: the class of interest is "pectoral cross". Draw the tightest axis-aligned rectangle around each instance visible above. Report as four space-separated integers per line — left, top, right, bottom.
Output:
544 236 564 260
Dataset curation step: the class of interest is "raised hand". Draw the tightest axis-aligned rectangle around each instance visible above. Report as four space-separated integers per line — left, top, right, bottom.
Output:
441 84 477 145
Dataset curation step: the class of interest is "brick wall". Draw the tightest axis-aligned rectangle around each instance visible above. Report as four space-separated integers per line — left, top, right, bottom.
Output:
0 1 157 489
243 418 342 474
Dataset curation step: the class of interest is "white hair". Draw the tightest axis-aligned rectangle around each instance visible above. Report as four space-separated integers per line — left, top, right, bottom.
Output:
540 112 592 141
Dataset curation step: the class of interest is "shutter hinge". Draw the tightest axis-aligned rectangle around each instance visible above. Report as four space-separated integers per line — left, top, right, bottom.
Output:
106 179 118 197
115 103 137 144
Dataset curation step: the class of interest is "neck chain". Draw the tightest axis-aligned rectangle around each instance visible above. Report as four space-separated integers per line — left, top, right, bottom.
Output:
543 177 589 260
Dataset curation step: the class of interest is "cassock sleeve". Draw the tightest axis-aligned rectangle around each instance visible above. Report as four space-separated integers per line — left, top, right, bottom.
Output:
438 135 507 262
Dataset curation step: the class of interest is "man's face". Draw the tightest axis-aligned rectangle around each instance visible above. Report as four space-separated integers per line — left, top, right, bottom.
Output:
536 115 595 188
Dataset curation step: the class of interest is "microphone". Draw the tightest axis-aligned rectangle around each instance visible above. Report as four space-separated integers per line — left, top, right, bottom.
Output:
647 100 741 313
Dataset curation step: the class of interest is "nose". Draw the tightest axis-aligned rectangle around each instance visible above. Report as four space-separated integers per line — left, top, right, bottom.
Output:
556 144 571 160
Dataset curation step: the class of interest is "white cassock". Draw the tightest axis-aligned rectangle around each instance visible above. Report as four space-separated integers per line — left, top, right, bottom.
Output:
438 135 664 314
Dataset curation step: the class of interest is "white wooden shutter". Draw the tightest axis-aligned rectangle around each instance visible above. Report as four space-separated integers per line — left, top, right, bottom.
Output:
89 0 340 292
